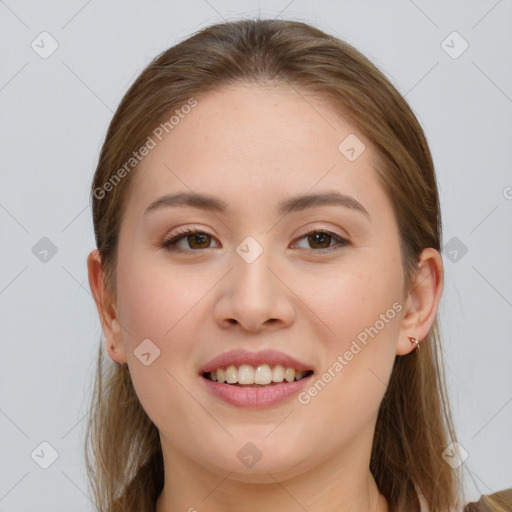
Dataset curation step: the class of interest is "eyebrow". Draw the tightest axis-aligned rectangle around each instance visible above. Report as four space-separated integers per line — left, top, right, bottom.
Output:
143 190 370 219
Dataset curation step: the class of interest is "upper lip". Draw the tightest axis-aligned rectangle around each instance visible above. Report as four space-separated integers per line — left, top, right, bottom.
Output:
198 349 315 375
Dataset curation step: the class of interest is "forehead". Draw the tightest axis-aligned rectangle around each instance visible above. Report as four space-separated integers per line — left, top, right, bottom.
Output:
123 82 389 223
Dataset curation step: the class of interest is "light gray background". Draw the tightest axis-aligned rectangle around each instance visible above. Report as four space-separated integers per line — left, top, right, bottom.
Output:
1 1 511 510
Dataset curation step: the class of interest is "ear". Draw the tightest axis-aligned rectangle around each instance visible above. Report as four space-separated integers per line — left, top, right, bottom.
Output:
87 249 127 364
396 248 444 356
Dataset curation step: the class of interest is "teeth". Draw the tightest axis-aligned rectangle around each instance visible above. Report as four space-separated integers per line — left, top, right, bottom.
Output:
207 364 310 385
255 364 274 384
240 364 256 384
285 367 295 383
272 365 285 383
225 365 237 384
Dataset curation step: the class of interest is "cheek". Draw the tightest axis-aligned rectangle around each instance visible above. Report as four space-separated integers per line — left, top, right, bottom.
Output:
116 251 210 347
299 259 402 408
300 260 402 345
295 266 401 438
114 255 207 425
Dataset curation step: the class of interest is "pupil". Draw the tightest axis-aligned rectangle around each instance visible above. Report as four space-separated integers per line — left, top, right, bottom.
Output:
191 234 209 248
310 232 329 248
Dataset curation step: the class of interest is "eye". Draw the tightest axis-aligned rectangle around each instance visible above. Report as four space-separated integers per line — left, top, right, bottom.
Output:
161 226 219 253
291 229 350 254
161 227 350 254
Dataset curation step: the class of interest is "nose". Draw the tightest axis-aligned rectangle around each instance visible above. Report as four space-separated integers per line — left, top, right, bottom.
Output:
214 247 295 332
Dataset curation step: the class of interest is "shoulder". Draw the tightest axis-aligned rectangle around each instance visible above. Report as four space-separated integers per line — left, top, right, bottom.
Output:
418 488 512 512
462 489 512 512
462 495 490 512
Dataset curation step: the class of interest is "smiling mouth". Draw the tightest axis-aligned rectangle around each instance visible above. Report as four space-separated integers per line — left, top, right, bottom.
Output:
202 370 314 387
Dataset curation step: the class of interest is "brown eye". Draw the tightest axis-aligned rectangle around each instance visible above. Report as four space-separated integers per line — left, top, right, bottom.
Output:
185 232 211 249
293 230 350 254
306 232 332 249
161 228 350 254
162 228 219 252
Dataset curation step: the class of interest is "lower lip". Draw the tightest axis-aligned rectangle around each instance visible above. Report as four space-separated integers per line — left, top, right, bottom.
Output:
200 374 313 408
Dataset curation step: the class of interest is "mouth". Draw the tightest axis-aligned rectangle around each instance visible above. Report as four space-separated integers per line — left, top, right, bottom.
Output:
201 365 315 388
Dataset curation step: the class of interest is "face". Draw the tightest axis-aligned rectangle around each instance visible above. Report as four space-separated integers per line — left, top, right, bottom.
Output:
96 83 414 482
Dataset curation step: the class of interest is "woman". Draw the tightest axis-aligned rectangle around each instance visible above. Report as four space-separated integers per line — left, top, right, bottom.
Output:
85 18 511 512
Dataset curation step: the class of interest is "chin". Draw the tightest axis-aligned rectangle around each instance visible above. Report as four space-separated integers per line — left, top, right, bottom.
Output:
201 447 314 482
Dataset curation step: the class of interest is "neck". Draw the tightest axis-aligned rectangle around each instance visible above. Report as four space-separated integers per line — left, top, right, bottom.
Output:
155 435 389 512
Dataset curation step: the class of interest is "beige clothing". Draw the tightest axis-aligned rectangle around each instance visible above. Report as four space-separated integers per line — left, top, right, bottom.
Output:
416 489 509 512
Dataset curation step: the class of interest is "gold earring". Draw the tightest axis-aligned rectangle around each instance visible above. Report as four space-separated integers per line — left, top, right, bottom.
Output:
408 336 420 351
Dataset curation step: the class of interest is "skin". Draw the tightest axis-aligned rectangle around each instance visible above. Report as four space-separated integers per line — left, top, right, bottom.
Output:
88 82 443 512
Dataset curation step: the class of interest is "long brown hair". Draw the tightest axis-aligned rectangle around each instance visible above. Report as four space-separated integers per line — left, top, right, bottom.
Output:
85 17 496 512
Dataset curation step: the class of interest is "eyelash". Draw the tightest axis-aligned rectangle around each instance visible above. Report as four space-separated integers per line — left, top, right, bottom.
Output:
161 226 351 255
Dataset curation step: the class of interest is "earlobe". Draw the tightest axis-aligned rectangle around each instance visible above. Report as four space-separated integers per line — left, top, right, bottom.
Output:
396 248 444 356
87 249 127 364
